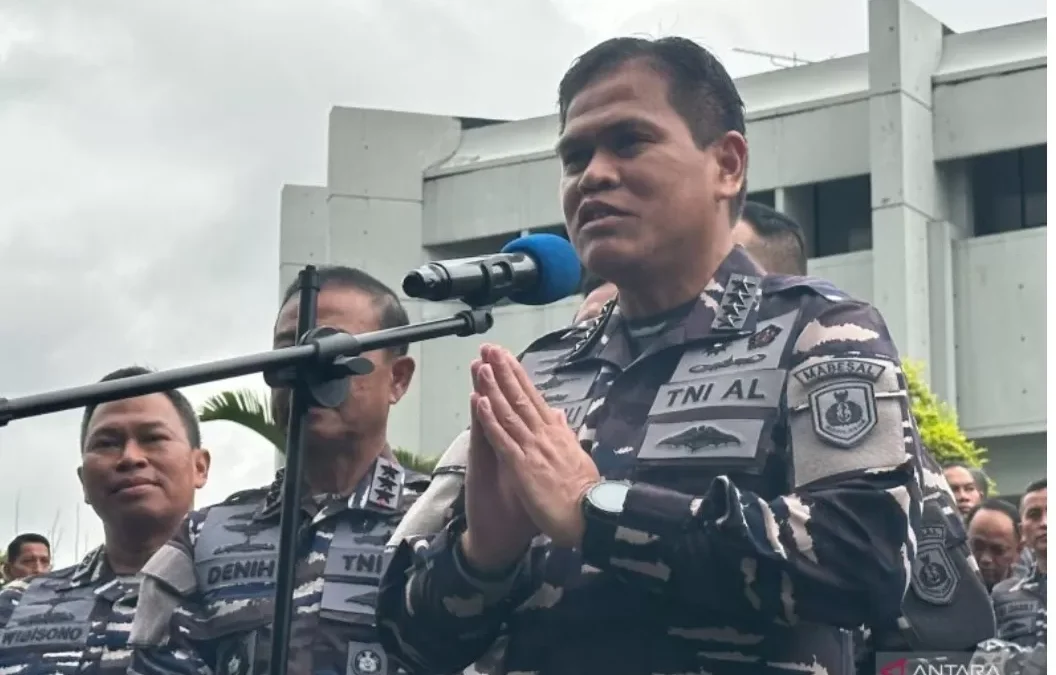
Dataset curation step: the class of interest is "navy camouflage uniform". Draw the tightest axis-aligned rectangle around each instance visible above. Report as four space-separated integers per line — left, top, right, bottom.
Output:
127 457 427 675
377 246 924 675
992 564 1047 648
0 546 182 675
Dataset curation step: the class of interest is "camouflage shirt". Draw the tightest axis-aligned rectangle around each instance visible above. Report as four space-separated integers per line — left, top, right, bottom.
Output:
992 565 1046 649
128 457 427 675
377 246 924 675
0 546 163 675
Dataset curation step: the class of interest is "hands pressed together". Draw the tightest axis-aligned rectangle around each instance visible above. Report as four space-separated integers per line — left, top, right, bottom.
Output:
460 344 601 574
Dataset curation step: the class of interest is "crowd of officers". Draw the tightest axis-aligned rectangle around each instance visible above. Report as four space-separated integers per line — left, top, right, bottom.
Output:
0 35 1046 675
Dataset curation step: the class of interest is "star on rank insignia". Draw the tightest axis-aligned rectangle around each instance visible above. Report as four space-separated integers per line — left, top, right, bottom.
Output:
363 457 404 511
711 274 761 332
747 324 782 351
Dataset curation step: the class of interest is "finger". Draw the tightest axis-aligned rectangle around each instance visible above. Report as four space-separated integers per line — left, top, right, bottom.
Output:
484 347 545 429
502 349 554 419
475 395 523 463
477 364 536 447
470 359 485 394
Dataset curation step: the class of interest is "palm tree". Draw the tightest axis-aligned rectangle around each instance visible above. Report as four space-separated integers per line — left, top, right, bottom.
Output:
197 389 438 474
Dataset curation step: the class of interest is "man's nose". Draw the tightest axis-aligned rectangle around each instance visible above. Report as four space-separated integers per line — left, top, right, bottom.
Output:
30 560 48 573
579 152 619 194
116 440 150 467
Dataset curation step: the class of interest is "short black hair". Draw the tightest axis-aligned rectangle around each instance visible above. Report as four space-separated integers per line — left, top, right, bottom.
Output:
558 36 748 220
580 271 610 296
279 266 410 357
943 461 990 498
739 201 808 275
79 366 202 450
967 498 1021 537
1023 478 1046 495
6 533 50 563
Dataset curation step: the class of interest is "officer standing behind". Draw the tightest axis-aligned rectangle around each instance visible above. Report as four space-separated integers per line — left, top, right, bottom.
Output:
377 36 922 675
992 479 1047 648
129 267 426 675
0 366 211 675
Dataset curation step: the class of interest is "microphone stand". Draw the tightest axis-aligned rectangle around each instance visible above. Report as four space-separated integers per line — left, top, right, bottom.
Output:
0 265 495 675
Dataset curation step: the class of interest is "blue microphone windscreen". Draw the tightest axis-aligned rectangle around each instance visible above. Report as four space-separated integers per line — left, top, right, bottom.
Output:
501 233 582 305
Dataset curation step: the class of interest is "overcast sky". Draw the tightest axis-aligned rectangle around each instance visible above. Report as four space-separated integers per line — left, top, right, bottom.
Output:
0 0 1045 566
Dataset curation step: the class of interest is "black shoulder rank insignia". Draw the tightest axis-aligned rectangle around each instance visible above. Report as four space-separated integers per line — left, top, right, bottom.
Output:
711 274 762 333
747 324 781 351
657 424 741 452
361 457 405 511
809 382 877 448
911 525 958 605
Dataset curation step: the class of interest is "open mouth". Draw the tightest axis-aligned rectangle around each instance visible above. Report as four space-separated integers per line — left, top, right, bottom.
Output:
577 201 629 229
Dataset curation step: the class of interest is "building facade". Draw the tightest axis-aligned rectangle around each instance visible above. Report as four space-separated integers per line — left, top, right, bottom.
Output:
278 0 1047 491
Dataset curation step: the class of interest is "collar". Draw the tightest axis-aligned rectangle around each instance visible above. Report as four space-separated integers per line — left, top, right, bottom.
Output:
564 245 766 369
64 545 115 592
255 455 407 522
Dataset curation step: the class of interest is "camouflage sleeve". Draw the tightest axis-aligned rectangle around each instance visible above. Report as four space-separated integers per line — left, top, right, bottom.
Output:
578 298 921 629
0 579 29 628
387 430 469 545
972 639 1047 675
377 509 541 674
128 512 214 675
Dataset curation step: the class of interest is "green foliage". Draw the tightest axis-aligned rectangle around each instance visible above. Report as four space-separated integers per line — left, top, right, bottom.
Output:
198 389 284 449
903 360 987 469
196 389 437 473
393 448 439 475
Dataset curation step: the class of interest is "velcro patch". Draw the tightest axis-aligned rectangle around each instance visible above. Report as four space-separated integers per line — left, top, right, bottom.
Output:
808 381 877 448
787 355 908 488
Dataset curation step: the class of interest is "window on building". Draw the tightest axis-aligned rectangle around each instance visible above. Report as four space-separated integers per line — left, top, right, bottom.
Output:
812 175 872 256
971 145 1047 235
747 190 775 209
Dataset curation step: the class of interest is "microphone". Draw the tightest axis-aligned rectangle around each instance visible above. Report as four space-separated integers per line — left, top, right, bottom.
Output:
402 233 582 307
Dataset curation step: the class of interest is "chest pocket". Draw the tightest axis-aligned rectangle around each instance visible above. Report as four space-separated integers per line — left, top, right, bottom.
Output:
193 503 280 664
522 348 601 433
0 581 96 673
995 596 1044 644
632 311 798 493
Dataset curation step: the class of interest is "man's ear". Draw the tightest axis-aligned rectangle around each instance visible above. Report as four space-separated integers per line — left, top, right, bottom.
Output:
389 356 416 405
76 466 90 505
192 449 212 489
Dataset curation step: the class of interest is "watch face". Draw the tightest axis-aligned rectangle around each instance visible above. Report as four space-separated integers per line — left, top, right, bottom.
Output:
589 481 630 514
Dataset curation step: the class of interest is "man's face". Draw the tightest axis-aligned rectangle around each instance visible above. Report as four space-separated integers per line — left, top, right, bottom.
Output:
557 59 746 282
968 509 1020 588
79 395 210 529
944 466 982 515
1020 488 1047 558
5 542 50 579
272 286 415 449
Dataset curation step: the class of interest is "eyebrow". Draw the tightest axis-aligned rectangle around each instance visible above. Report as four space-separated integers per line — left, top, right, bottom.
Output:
554 118 656 157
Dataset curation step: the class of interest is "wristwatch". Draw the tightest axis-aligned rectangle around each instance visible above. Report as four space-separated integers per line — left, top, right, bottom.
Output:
581 480 631 525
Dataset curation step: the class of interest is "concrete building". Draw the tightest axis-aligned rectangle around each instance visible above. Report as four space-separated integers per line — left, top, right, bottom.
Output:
278 0 1047 491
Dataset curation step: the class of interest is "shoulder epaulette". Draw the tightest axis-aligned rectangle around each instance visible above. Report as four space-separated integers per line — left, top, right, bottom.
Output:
762 274 855 303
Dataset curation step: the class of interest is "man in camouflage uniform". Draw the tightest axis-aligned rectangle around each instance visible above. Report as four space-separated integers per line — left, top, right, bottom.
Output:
377 37 924 675
991 479 1047 648
128 267 427 675
0 367 211 675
